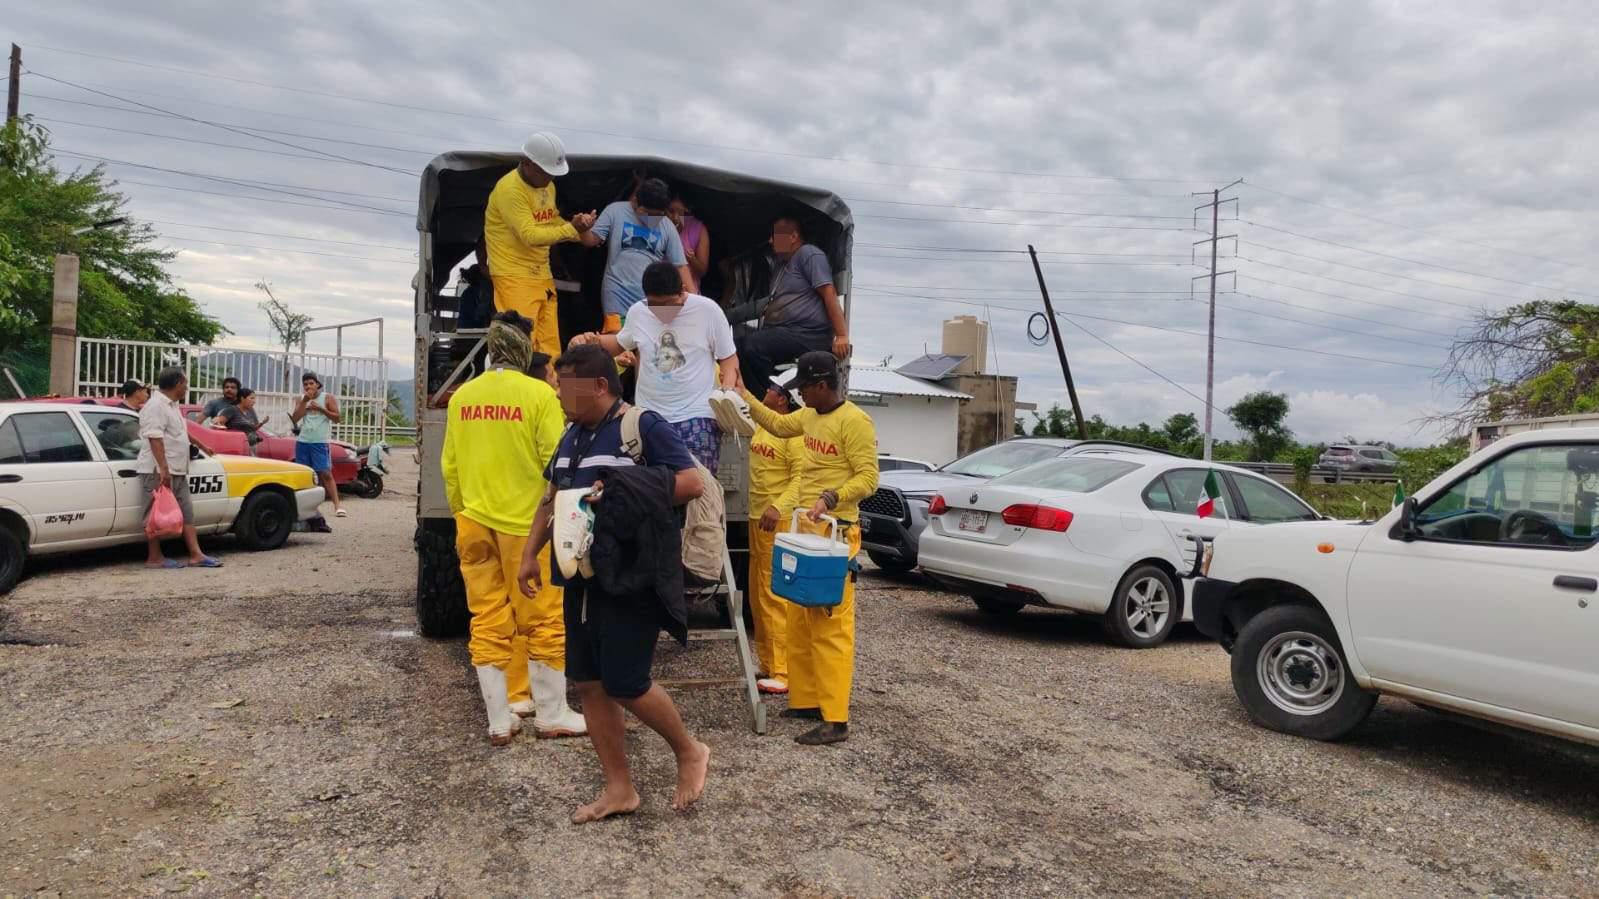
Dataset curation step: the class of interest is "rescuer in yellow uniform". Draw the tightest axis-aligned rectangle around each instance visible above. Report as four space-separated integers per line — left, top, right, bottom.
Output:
442 313 586 744
483 131 596 357
740 351 878 746
746 384 805 696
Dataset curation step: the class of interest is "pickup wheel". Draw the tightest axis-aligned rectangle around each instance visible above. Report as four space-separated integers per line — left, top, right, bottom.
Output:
235 491 293 551
867 550 915 575
1102 565 1178 648
1231 604 1376 741
0 525 24 594
415 519 470 639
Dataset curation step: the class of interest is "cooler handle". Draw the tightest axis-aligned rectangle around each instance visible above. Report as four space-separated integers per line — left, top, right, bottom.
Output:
789 508 840 543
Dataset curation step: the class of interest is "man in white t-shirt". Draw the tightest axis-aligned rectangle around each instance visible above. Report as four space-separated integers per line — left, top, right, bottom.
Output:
568 262 738 473
137 366 222 569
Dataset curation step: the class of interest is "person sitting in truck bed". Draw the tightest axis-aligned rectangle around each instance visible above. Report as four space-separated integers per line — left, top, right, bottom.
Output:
732 217 851 396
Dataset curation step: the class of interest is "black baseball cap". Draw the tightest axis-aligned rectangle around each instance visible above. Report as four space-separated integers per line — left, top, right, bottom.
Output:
791 351 839 387
118 378 146 397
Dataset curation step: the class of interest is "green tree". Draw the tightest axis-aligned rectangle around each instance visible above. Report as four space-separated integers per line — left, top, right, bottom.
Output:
0 118 223 391
1227 391 1293 461
1441 300 1599 423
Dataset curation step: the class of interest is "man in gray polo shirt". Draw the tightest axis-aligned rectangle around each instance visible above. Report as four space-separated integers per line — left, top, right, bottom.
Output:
734 216 851 395
138 366 222 570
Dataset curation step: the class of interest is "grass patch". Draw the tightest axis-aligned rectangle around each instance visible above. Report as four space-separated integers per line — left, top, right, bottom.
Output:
1299 482 1397 520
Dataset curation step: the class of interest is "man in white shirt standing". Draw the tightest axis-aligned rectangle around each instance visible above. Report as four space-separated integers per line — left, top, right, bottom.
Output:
138 366 222 569
569 262 738 473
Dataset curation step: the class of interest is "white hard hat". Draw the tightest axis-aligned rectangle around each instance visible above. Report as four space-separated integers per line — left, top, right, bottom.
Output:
521 131 569 176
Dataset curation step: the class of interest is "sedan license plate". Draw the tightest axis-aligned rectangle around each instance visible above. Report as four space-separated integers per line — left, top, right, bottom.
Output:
957 510 989 533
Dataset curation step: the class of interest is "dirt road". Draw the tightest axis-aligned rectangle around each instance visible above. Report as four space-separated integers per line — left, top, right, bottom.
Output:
2 455 1596 897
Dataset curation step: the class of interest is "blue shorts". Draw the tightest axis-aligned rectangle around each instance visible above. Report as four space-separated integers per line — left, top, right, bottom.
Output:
295 441 331 473
670 417 721 475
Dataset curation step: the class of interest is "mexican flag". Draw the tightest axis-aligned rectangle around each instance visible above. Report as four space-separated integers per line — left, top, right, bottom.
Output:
1392 480 1406 508
1196 469 1222 519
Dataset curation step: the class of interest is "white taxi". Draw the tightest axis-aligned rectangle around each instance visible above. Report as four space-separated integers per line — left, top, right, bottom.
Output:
0 402 325 592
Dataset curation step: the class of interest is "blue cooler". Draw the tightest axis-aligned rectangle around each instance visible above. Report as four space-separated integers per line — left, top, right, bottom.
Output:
772 512 851 608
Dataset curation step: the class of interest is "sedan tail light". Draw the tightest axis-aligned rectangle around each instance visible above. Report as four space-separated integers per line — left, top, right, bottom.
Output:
1000 503 1074 532
928 494 948 515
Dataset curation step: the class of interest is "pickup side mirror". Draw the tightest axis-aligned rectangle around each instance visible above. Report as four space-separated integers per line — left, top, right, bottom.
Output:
1395 496 1421 542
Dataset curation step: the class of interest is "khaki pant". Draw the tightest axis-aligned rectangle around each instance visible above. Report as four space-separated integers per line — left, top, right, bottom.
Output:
785 518 860 723
454 516 565 691
747 517 788 681
491 276 560 358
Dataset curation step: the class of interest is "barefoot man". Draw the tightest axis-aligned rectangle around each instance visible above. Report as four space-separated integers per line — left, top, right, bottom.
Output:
519 344 711 822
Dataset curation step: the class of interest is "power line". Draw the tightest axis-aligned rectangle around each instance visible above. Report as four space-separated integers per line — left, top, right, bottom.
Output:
26 69 412 177
855 289 1443 369
854 253 1197 266
52 149 411 215
845 197 1191 220
163 236 412 264
1239 274 1476 324
24 43 1214 184
1237 255 1486 314
1053 315 1214 411
1242 218 1596 300
1243 236 1560 304
855 282 1201 295
1215 297 1452 350
1240 179 1593 273
1230 290 1461 339
147 220 413 251
37 115 416 170
107 177 411 217
854 243 1189 257
856 213 1195 231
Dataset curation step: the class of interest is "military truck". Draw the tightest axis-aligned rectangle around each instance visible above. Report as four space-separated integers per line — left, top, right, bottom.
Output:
412 153 854 636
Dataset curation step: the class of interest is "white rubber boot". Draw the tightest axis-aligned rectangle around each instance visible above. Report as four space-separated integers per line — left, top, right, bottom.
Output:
509 697 537 718
475 665 522 746
530 661 587 738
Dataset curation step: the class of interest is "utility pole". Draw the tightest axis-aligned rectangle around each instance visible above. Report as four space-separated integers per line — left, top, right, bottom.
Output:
7 44 20 124
1192 180 1242 460
1027 244 1088 440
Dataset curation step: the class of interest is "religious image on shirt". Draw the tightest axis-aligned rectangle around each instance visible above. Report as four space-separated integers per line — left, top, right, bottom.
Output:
654 330 686 374
620 220 665 254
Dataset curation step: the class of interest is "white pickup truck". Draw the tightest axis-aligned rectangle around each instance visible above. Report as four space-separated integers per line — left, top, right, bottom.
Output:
1191 427 1599 747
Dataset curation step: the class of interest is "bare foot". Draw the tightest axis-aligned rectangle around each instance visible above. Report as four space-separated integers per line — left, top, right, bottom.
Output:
572 786 640 824
672 740 711 812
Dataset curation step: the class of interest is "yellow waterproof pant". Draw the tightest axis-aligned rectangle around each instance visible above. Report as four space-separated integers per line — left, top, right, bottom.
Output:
784 518 860 723
747 518 788 681
492 276 561 358
455 516 566 685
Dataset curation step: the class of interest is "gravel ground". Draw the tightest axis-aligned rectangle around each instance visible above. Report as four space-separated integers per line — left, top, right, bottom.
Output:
3 454 1597 897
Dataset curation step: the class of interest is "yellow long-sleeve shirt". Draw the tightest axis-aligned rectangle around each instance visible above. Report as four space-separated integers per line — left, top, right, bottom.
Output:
483 169 579 282
741 392 879 523
442 368 566 536
748 428 805 519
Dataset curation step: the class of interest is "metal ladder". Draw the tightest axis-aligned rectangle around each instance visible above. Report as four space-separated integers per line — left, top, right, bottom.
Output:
658 547 768 734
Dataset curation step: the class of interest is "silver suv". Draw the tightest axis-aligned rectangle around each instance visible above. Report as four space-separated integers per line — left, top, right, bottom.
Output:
1318 444 1399 473
860 438 1172 573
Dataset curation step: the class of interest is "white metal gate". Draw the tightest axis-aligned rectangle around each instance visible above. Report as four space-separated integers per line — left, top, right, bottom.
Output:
75 338 390 446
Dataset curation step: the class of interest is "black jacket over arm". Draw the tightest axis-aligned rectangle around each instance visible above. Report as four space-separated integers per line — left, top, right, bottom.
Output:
590 464 687 644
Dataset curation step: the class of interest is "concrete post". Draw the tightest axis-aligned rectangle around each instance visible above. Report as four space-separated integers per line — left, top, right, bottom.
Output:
48 254 80 397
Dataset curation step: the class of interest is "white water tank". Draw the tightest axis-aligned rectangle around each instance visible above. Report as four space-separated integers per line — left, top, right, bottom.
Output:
942 315 988 375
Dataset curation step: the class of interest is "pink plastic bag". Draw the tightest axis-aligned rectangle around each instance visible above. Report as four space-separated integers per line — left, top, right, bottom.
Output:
144 485 185 540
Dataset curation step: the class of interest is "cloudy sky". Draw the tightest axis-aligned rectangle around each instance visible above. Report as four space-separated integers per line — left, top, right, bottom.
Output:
8 1 1597 443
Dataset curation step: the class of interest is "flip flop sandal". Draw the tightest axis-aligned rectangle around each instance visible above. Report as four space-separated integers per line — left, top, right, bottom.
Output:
194 556 224 568
335 508 348 518
146 559 187 570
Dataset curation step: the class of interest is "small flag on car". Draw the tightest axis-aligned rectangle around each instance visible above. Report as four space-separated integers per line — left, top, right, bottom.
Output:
1392 479 1405 508
1196 469 1221 518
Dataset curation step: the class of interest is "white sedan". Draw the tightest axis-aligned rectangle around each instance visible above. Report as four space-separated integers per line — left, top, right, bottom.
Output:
917 452 1323 647
0 402 326 593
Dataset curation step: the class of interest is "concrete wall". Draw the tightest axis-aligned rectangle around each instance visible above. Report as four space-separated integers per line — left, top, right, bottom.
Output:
857 394 962 466
945 374 1019 458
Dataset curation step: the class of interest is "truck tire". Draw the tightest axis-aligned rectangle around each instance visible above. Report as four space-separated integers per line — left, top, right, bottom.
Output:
236 490 294 551
415 519 470 638
0 524 24 594
1101 564 1179 648
867 550 916 575
1230 603 1377 741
